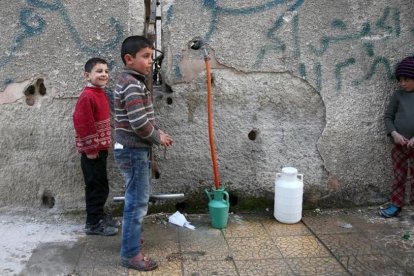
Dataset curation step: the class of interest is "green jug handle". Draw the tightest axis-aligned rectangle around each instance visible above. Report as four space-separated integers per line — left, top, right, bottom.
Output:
223 191 229 205
205 189 212 201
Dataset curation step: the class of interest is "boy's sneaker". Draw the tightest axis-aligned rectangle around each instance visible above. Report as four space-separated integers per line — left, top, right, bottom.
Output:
85 219 118 236
84 223 91 231
103 214 121 228
378 203 401 218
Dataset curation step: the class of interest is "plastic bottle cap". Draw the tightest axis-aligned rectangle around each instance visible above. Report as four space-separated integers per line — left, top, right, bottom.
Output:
282 167 298 174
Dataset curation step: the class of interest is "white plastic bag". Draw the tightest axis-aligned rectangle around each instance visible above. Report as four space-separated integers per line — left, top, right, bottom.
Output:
168 211 195 230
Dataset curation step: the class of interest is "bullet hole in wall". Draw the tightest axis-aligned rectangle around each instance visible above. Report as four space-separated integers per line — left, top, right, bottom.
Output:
24 78 46 106
153 170 160 179
165 84 173 93
248 129 259 141
160 84 173 105
41 190 55 208
24 85 35 105
37 78 46 95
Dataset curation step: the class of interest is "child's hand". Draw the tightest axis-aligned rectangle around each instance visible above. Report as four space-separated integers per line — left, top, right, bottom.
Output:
391 131 408 146
160 130 173 147
407 137 414 148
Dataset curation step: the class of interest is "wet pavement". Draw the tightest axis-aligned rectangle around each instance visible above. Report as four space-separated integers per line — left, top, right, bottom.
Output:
1 206 414 275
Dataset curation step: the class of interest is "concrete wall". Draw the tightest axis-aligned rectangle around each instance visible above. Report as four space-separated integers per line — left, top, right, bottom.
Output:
159 0 414 207
1 0 413 211
0 0 144 210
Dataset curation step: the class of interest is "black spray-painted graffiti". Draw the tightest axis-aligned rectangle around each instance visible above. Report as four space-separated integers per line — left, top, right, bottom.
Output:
1 0 124 88
167 1 412 93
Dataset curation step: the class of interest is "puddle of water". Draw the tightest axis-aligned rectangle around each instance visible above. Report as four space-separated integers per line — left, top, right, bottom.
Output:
0 214 84 276
18 241 86 276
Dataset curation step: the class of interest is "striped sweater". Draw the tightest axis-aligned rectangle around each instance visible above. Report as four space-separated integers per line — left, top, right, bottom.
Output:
114 68 160 148
73 85 111 154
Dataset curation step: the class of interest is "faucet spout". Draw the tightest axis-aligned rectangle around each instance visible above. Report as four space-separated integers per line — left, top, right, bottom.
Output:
190 37 209 59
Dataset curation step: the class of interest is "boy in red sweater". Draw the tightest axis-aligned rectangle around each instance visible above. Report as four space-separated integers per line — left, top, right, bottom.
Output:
73 57 118 236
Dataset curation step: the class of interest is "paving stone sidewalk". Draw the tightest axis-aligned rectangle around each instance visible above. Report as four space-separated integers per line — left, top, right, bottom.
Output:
2 206 414 275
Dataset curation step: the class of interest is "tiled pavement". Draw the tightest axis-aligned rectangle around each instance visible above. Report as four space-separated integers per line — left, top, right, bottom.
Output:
302 207 414 275
12 206 414 275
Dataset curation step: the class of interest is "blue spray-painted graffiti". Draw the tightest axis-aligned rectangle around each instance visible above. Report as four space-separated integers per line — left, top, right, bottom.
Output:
168 0 304 81
309 8 399 56
0 8 46 69
199 0 305 66
165 4 174 25
169 1 411 93
305 7 400 91
335 58 355 92
1 0 124 88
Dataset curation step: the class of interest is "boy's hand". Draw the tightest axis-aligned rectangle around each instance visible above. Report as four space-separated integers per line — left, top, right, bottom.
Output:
391 131 408 146
160 130 173 147
407 137 414 148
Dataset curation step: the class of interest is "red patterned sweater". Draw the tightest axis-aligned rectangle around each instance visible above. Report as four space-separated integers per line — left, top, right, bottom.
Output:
73 85 111 155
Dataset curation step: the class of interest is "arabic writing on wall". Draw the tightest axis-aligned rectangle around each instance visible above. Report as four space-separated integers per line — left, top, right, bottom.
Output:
0 0 124 89
168 1 412 93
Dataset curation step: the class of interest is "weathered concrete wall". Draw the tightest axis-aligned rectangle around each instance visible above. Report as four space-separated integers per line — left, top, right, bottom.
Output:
158 0 414 207
0 0 145 210
1 0 414 211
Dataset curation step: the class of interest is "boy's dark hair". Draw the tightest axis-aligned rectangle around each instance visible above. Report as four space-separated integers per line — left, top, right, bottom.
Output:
84 57 108 73
395 56 414 81
121 36 154 65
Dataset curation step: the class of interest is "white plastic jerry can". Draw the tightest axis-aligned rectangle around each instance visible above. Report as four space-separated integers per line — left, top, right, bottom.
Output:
274 167 304 224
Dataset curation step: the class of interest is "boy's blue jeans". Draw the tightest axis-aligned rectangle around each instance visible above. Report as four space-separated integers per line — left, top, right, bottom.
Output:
114 147 151 259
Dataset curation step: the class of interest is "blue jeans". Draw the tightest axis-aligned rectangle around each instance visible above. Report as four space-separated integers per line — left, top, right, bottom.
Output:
114 147 151 259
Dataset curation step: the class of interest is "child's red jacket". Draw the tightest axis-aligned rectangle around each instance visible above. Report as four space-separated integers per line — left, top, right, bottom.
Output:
73 85 111 155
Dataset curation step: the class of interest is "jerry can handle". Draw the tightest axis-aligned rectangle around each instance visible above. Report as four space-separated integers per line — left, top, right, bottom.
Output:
205 189 212 201
223 190 229 205
297 174 303 182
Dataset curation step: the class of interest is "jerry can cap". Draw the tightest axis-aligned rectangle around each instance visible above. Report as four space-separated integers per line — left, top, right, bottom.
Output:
282 167 298 174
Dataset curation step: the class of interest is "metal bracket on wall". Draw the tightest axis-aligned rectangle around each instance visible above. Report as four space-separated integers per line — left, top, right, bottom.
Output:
144 0 157 42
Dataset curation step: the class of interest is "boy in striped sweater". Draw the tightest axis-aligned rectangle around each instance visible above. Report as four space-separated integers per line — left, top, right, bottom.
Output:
73 57 118 236
114 36 173 271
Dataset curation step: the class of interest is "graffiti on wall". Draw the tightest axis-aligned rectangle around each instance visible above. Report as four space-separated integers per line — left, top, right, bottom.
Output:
307 7 399 92
0 0 124 88
168 1 413 93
